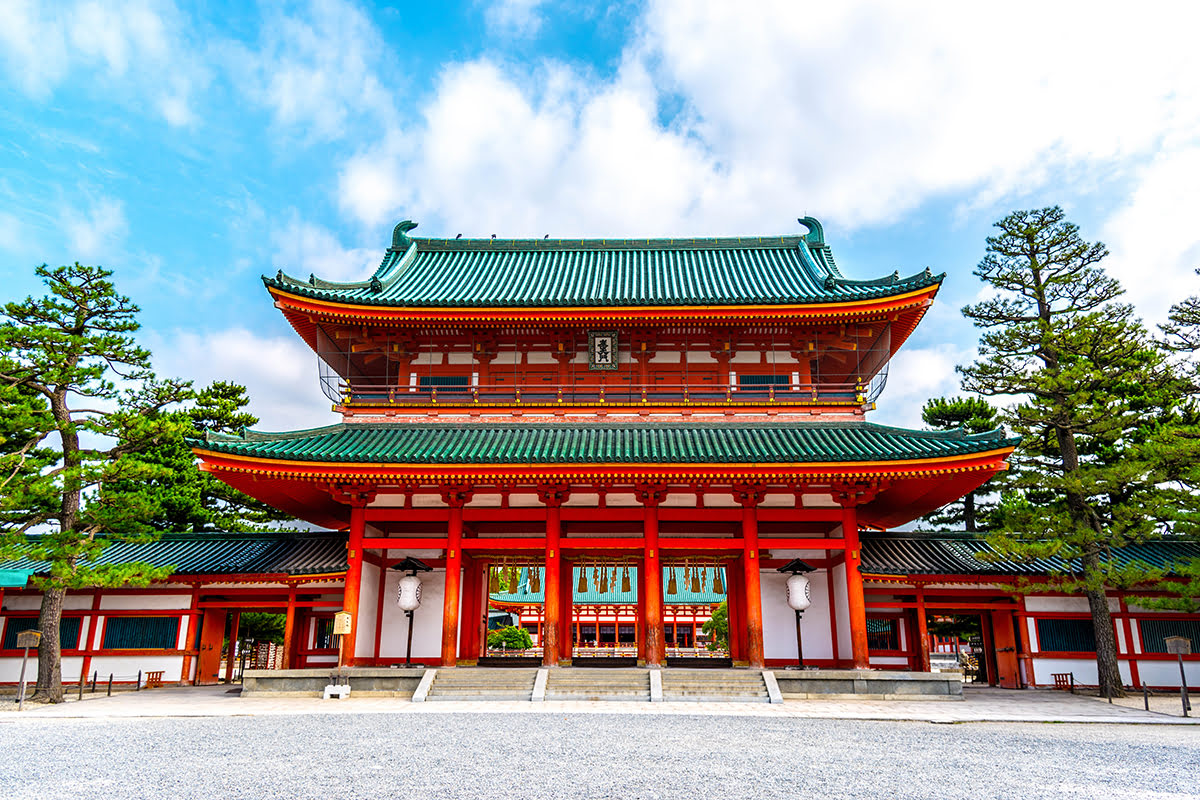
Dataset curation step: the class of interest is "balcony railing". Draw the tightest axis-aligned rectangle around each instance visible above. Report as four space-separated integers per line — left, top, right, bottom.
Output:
319 368 888 408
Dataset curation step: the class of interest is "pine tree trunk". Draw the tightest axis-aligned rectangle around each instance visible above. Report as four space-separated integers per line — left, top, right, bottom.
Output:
964 492 977 533
34 587 65 702
1082 550 1125 698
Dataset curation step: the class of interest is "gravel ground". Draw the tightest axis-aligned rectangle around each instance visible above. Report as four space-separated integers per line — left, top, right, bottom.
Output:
1 713 1198 799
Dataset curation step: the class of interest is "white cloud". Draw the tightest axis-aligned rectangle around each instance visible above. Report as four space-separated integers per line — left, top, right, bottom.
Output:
224 0 396 142
1103 148 1200 324
483 0 548 37
335 0 1200 262
62 197 128 259
270 214 379 282
0 0 203 126
149 327 335 432
872 344 972 429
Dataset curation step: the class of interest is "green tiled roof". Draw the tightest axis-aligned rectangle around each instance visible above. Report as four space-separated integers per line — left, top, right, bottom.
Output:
490 567 725 605
264 219 942 308
861 532 1200 577
194 421 1016 464
0 533 347 577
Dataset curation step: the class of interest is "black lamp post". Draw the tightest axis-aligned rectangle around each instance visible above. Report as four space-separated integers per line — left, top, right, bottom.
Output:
390 557 432 666
777 559 816 670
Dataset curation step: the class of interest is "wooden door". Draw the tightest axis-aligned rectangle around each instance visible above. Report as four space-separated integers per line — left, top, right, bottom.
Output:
196 610 226 685
990 610 1020 689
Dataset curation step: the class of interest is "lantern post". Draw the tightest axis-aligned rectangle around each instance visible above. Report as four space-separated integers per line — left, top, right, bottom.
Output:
392 557 432 666
777 559 815 670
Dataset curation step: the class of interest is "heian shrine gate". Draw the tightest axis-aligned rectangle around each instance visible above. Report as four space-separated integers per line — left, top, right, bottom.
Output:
188 217 1019 672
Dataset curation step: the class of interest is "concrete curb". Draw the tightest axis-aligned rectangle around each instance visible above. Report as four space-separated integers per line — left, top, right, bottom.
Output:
762 671 783 704
412 669 437 703
532 669 548 703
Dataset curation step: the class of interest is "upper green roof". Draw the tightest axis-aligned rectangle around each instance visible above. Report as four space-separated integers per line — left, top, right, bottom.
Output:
194 421 1016 464
264 218 942 309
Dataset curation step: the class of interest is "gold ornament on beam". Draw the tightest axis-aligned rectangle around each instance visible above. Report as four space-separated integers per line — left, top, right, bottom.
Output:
621 564 631 593
713 568 725 595
690 565 701 594
667 568 678 596
600 567 609 594
577 566 587 594
489 567 501 594
529 567 541 594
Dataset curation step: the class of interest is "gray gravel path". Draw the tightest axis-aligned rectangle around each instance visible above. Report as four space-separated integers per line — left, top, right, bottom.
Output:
1 713 1197 799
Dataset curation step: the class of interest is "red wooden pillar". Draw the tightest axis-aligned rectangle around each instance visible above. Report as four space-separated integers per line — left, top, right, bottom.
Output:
179 588 200 685
441 487 471 667
734 485 766 669
726 558 744 662
636 557 647 660
282 586 298 670
539 484 569 666
224 611 241 683
340 504 367 667
458 556 478 664
915 585 931 672
841 503 869 669
560 558 573 663
637 483 667 666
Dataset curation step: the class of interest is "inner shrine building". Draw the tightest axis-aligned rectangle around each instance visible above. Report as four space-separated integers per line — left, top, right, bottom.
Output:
191 217 1018 670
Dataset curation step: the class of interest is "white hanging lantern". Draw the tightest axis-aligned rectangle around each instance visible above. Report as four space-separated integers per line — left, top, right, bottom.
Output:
786 574 811 611
397 574 423 611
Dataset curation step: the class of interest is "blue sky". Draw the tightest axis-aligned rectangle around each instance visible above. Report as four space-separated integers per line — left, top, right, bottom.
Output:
2 0 1198 431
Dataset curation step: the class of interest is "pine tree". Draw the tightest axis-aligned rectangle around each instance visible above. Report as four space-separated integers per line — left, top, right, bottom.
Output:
0 264 191 702
920 396 1000 531
959 208 1180 697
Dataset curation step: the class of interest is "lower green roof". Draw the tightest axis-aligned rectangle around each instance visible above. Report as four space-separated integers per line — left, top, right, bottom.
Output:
194 421 1016 464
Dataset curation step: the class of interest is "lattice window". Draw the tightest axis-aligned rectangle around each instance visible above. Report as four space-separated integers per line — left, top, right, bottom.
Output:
1036 618 1096 652
2 617 81 650
101 617 180 650
866 617 899 650
1137 618 1200 653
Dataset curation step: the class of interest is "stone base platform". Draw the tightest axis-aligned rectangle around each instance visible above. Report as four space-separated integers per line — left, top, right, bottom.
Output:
775 669 963 700
241 667 427 697
242 667 961 701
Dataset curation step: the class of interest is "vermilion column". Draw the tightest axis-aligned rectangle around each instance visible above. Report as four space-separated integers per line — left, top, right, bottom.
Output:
637 484 667 667
544 503 562 666
341 504 367 667
915 585 931 672
740 499 765 669
560 558 573 663
842 503 870 669
441 487 472 667
282 587 297 670
458 556 478 663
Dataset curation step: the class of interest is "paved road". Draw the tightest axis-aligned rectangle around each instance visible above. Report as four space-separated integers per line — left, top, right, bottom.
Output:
1 713 1197 799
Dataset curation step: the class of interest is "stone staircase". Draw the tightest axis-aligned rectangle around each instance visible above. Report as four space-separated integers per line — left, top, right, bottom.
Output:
425 667 538 701
660 669 771 702
545 668 650 701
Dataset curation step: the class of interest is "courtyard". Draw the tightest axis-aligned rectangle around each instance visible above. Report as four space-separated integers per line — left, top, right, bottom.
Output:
1 687 1197 799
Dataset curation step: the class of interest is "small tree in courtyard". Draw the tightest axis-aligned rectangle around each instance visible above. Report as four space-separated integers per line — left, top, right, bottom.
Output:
959 208 1182 697
0 264 191 702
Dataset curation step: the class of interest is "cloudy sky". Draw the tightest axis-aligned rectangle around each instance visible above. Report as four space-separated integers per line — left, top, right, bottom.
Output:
2 0 1198 431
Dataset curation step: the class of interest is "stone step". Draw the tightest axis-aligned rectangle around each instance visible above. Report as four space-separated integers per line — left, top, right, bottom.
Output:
426 668 537 701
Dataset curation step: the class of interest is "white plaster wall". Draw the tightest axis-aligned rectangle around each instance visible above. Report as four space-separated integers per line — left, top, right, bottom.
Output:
761 569 833 662
100 594 190 610
0 655 184 684
355 563 380 661
1025 596 1117 612
1031 657 1097 686
832 565 850 660
1136 659 1200 688
3 596 46 611
648 351 681 363
869 656 909 667
378 569 447 661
